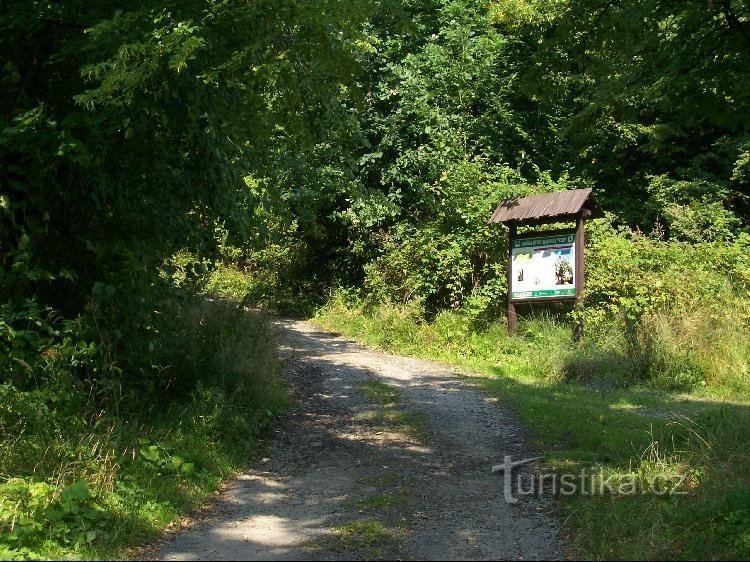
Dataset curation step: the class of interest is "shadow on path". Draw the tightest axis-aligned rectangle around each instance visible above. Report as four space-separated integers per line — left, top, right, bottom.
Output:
153 319 564 561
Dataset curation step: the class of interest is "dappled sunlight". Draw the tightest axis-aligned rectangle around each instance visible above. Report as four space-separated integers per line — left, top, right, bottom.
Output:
236 475 288 489
155 317 561 560
210 514 331 546
313 299 750 560
334 429 433 453
163 514 335 561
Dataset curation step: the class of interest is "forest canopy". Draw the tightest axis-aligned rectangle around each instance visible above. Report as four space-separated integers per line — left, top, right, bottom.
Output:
1 0 749 558
3 0 749 330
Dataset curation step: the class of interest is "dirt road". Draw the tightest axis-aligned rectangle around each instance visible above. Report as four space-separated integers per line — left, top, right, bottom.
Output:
154 318 563 560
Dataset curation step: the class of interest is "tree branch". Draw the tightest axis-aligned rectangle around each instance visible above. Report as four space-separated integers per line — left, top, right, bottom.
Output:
722 0 750 49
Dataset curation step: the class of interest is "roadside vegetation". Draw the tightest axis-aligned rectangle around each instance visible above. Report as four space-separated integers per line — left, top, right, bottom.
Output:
0 291 286 560
315 296 750 559
314 223 750 560
2 2 362 559
3 0 750 559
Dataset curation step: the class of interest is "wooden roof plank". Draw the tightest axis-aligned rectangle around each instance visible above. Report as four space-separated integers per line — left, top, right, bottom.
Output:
488 188 604 224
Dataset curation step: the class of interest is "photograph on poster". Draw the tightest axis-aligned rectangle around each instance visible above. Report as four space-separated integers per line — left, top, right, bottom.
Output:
511 233 576 300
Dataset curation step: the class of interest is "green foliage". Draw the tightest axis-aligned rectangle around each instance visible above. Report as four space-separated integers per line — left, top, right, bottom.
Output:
3 0 750 558
0 300 286 559
257 0 749 317
332 518 396 547
355 380 402 405
322 217 750 394
573 223 750 389
2 2 365 554
646 176 741 242
488 0 750 226
0 478 103 558
144 0 750 322
361 166 571 312
1 0 371 379
315 294 750 560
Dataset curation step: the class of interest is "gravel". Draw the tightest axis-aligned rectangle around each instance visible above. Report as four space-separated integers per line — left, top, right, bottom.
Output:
152 318 564 561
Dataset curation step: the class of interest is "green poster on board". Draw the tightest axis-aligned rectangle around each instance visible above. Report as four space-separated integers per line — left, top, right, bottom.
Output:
511 233 576 300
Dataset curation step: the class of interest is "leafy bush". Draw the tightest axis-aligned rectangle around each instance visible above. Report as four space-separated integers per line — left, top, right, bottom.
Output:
0 478 104 558
0 298 286 559
323 219 750 393
360 163 574 314
646 176 740 243
569 223 750 389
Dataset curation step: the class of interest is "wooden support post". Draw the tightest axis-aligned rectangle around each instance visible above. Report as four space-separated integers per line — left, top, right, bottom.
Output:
507 222 517 336
573 215 585 343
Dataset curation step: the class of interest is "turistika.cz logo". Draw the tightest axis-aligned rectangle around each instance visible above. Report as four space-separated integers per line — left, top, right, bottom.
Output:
492 456 689 504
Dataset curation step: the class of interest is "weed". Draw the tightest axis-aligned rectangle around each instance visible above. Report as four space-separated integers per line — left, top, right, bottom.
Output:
315 299 750 560
347 490 409 511
0 301 286 559
356 381 402 405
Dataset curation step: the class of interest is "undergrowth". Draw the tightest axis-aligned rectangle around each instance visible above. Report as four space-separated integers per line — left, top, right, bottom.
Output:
0 298 286 560
314 293 750 560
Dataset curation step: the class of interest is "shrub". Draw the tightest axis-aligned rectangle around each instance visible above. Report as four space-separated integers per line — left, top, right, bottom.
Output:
573 223 750 390
0 297 285 559
324 221 750 394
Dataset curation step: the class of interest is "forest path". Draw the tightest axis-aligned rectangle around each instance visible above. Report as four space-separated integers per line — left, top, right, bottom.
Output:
153 318 563 560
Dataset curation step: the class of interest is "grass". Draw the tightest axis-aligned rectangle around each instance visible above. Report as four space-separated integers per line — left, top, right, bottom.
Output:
328 517 405 558
347 490 410 511
354 381 428 441
332 519 395 545
0 300 287 560
355 380 402 405
380 410 429 441
336 462 412 558
314 297 750 560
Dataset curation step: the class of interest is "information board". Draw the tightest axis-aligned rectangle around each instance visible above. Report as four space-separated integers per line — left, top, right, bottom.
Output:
510 232 576 300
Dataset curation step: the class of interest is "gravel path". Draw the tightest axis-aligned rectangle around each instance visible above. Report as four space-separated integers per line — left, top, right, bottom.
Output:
153 318 563 560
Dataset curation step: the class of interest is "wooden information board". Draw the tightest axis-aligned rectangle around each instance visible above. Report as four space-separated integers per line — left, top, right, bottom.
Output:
489 189 602 337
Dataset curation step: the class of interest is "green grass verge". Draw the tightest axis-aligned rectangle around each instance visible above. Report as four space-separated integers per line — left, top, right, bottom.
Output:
0 301 287 560
314 300 750 560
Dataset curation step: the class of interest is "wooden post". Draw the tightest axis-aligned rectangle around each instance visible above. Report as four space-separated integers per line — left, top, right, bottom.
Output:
507 222 517 336
573 214 585 342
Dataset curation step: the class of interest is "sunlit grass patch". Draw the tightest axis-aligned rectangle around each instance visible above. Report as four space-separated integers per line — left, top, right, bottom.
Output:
314 299 750 560
356 380 402 405
332 518 398 546
382 410 428 440
354 407 429 442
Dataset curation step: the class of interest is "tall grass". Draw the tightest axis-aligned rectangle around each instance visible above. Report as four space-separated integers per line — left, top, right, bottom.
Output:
0 299 286 560
318 288 750 394
314 293 750 559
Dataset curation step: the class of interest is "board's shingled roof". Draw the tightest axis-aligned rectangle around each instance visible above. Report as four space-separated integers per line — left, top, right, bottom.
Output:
489 188 604 224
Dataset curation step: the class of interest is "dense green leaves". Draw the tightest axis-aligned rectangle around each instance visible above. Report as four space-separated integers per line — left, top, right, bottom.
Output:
1 0 749 556
1 0 371 390
499 0 750 227
329 0 749 311
1 3 366 555
3 0 748 340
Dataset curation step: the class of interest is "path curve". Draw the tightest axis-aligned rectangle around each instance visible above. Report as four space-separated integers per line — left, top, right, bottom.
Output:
153 318 563 560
